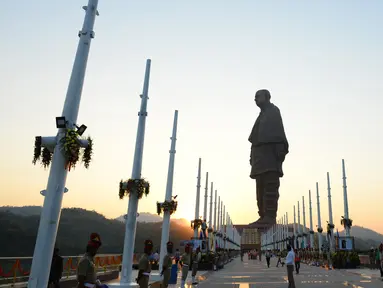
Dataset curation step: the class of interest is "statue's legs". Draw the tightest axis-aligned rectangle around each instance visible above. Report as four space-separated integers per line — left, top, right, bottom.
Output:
263 171 280 222
255 175 264 219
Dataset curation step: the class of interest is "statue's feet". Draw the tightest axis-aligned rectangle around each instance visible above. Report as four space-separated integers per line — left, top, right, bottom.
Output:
248 216 276 230
249 217 264 226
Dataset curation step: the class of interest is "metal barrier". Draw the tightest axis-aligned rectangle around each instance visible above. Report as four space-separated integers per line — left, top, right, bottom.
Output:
0 254 122 286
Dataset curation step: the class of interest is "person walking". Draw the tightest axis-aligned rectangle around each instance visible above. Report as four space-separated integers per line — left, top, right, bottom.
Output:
137 240 154 288
276 249 282 267
265 249 271 268
294 249 301 274
286 244 296 288
161 241 174 288
179 244 191 288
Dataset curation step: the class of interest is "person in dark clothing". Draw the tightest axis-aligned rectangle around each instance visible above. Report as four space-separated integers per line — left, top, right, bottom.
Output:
265 249 271 268
48 248 63 288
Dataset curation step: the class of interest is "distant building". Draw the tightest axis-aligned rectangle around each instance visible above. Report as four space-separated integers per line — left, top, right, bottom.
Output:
234 223 295 251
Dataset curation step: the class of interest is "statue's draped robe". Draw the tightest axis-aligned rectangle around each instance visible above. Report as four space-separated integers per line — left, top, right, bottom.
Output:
249 103 289 179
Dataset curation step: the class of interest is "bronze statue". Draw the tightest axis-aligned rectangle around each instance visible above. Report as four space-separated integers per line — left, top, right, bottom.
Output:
249 89 289 227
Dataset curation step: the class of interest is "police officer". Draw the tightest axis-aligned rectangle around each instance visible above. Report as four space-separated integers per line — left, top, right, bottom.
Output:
161 241 173 288
179 244 191 288
76 233 102 288
136 240 153 288
191 247 201 285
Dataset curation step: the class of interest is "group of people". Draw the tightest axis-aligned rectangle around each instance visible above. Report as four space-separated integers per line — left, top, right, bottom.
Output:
138 239 202 288
369 244 383 279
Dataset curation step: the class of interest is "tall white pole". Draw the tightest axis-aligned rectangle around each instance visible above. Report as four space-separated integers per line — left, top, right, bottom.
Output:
279 218 282 250
309 190 314 249
28 2 99 287
302 196 307 248
316 182 323 253
286 212 289 249
342 159 351 236
209 182 213 251
214 190 217 230
327 172 334 251
217 196 221 247
283 214 286 249
297 201 301 249
203 172 208 221
220 200 225 248
194 158 202 239
223 205 226 249
293 205 297 249
158 110 178 273
209 183 213 229
119 59 152 287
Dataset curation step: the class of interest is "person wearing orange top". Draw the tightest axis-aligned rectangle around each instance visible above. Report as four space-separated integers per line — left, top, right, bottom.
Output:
294 249 301 274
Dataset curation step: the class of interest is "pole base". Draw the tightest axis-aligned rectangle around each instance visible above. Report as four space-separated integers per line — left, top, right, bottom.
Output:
108 282 138 288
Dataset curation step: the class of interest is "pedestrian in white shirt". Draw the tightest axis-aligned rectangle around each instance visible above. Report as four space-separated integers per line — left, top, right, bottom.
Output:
285 244 296 288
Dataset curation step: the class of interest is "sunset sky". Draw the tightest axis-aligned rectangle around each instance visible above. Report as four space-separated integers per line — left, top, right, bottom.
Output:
1 0 382 234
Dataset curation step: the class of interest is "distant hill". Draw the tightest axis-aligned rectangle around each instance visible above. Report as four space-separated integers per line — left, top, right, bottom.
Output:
115 212 162 223
0 207 193 257
0 206 188 225
339 226 383 244
0 206 42 217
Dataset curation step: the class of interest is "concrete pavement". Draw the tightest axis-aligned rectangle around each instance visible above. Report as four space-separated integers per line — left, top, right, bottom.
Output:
195 257 382 287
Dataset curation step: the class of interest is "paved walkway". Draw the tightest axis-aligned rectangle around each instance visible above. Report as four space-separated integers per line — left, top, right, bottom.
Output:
194 257 382 288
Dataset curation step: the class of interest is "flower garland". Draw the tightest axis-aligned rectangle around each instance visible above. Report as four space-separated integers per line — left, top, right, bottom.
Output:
327 223 335 234
119 179 150 200
32 136 42 165
61 129 80 170
82 137 93 169
32 137 53 168
191 219 203 230
33 129 93 170
156 200 178 215
41 147 52 168
341 218 353 228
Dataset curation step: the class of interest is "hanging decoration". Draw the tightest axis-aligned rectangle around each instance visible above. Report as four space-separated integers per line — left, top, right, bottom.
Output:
32 136 42 165
156 200 178 215
327 223 335 235
119 179 150 200
32 129 93 170
341 218 353 228
191 219 203 230
41 147 53 168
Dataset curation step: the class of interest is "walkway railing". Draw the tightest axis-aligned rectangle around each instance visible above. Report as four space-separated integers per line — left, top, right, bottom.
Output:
0 254 123 286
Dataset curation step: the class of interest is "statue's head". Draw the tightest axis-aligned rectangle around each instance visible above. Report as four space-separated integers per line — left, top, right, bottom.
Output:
255 89 271 108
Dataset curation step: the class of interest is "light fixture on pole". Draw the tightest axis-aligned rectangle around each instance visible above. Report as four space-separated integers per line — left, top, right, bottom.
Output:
75 124 87 136
55 116 67 128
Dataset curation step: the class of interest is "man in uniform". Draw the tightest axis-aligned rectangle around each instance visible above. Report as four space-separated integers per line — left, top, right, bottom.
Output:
179 244 191 288
136 240 153 288
191 247 201 285
201 220 207 239
76 233 103 288
160 241 173 288
249 89 289 227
